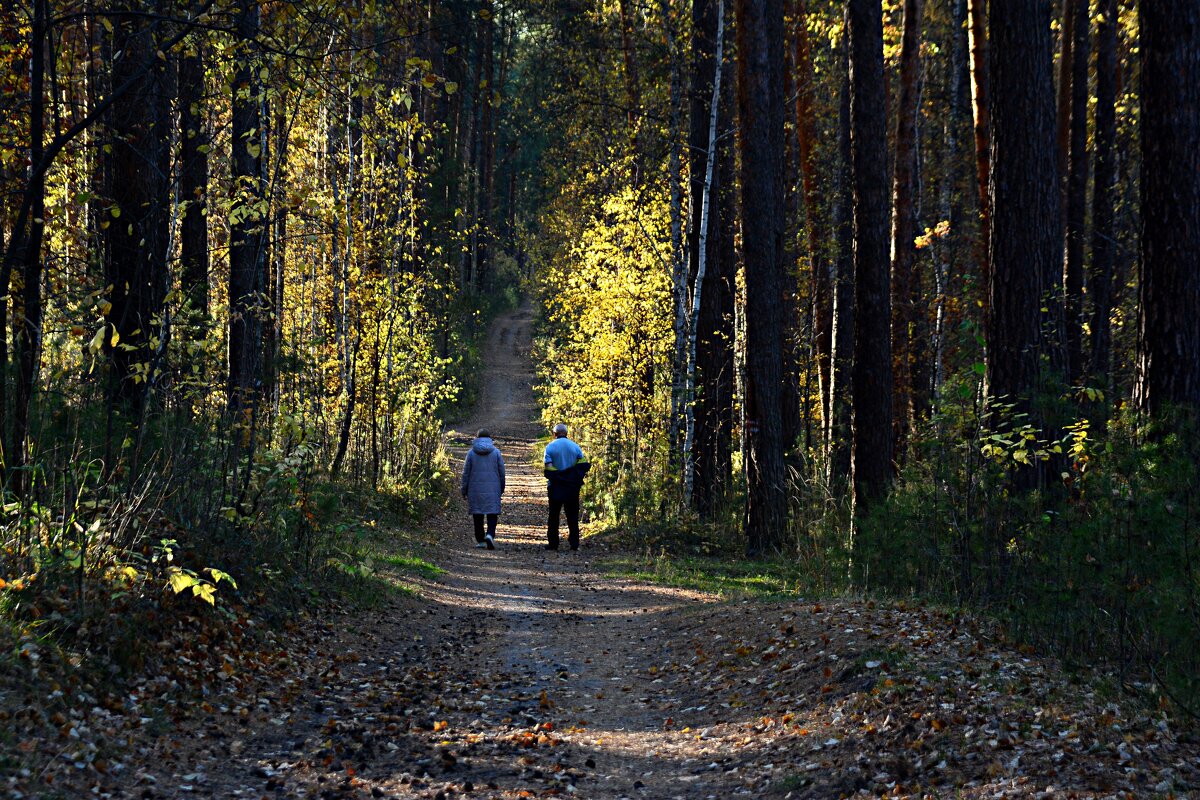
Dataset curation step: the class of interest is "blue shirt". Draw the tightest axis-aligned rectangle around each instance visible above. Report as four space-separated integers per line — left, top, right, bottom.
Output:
544 437 585 471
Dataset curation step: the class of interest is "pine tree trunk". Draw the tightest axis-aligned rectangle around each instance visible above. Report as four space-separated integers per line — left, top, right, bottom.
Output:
10 0 47 493
1134 0 1200 414
934 0 970 402
794 0 832 436
734 0 788 554
1088 0 1117 388
966 0 991 313
1055 0 1075 183
827 29 854 497
889 0 922 460
986 0 1062 458
105 3 172 412
179 46 209 319
228 0 265 417
848 0 893 510
475 1 495 288
1062 0 1090 385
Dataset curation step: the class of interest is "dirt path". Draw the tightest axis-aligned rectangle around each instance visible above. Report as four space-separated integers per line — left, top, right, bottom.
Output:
93 305 1198 799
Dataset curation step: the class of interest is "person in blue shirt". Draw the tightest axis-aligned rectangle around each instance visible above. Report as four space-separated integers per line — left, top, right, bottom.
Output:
542 423 590 551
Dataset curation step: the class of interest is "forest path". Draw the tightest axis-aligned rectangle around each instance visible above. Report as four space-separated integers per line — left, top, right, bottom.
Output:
108 305 1199 799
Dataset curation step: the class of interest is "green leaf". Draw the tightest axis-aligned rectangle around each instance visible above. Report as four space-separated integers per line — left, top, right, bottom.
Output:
207 568 238 589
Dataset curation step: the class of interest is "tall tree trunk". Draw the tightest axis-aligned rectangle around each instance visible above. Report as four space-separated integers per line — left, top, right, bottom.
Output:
694 29 737 518
104 2 172 412
617 0 642 183
779 30 802 459
794 0 832 436
683 0 725 506
734 0 788 554
828 27 855 496
664 0 686 477
1088 0 1117 389
889 0 922 460
228 0 265 418
986 0 1062 467
10 0 48 493
1062 0 1090 385
1134 0 1200 414
966 0 990 315
178 44 208 320
268 95 288 419
1055 0 1075 183
848 0 893 511
332 48 364 477
331 344 358 477
459 21 480 291
934 0 970 403
474 0 495 288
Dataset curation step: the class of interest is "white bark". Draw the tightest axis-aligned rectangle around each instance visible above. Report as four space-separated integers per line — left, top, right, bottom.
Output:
682 0 725 501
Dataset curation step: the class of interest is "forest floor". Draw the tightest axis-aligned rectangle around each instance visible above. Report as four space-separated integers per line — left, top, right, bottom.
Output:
7 304 1200 799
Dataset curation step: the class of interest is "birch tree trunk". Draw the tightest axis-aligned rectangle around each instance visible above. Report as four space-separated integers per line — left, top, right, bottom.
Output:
683 0 725 503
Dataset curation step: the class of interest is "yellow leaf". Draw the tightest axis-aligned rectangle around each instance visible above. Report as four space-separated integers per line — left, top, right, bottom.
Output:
193 583 216 605
168 570 196 594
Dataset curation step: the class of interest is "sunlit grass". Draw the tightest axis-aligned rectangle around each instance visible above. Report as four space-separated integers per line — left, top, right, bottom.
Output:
601 551 808 599
379 553 446 579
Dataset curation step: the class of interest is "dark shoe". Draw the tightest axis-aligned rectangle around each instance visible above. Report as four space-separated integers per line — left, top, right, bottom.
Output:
485 535 495 550
569 546 579 551
544 544 558 551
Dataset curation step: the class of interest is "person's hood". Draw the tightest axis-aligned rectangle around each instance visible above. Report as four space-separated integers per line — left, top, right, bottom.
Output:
472 437 496 455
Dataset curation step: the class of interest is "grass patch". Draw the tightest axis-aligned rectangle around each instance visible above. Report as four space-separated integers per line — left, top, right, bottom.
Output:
325 558 401 607
601 550 811 599
379 553 445 579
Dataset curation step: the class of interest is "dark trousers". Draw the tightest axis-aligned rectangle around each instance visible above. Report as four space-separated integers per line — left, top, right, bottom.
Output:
472 513 498 542
547 493 580 550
